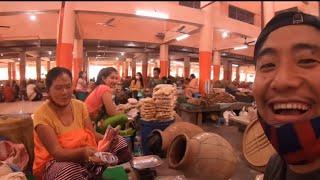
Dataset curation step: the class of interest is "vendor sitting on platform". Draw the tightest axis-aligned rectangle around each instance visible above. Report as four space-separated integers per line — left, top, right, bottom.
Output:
184 74 199 98
33 67 131 180
85 67 128 133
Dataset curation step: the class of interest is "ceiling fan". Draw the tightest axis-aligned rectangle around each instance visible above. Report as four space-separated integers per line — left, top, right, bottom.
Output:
242 36 256 46
155 25 188 40
143 43 153 52
0 25 10 29
96 18 116 27
96 40 106 49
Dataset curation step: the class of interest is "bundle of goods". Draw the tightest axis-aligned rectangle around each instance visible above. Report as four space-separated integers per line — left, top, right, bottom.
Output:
153 84 177 120
186 98 202 106
139 97 156 120
235 91 254 103
117 98 140 113
200 92 235 106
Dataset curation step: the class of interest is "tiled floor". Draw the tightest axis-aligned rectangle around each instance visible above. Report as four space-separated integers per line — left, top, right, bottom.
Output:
0 101 260 179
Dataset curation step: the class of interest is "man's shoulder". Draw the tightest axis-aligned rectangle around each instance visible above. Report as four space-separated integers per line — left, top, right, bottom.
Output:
264 154 286 180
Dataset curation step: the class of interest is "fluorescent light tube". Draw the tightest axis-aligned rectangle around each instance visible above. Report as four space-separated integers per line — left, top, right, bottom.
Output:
135 10 169 19
233 45 248 50
176 34 190 41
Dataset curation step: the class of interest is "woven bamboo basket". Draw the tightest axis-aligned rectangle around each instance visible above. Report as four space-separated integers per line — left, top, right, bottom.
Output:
242 119 276 172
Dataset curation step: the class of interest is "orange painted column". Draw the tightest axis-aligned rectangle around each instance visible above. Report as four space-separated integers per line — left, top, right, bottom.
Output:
47 61 51 72
12 62 16 80
36 57 41 81
19 52 26 82
8 62 12 82
116 61 121 75
160 44 169 78
56 2 75 71
223 61 232 81
73 39 83 85
235 65 240 81
199 4 214 94
142 54 148 85
83 55 89 78
184 56 190 78
131 58 136 77
123 61 128 77
213 51 221 81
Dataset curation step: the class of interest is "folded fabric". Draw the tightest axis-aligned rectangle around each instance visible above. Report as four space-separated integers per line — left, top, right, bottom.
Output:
0 172 27 180
0 141 29 171
0 162 13 177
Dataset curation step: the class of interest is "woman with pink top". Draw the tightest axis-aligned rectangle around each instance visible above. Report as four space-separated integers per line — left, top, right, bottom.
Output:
85 67 128 133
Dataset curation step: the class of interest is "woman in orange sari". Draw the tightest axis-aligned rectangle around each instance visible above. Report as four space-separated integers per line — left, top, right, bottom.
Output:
32 67 131 180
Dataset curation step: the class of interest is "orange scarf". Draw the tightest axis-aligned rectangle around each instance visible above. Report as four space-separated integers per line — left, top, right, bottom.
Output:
33 128 97 179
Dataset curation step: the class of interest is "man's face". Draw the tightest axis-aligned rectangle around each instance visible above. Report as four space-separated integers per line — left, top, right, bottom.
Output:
153 70 159 78
253 25 320 125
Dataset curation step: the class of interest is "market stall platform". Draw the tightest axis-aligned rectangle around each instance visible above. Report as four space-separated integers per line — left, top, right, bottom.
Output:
0 100 44 115
176 102 252 126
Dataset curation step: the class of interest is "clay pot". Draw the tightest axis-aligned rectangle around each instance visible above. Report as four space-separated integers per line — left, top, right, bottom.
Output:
168 132 237 180
152 122 204 152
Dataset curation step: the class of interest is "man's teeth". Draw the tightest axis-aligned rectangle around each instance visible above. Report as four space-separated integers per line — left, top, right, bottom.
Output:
273 103 310 111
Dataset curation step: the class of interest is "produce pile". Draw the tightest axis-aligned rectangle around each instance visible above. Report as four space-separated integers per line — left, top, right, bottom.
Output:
153 84 177 120
187 98 202 106
200 92 236 106
139 97 156 120
117 98 139 113
139 84 177 121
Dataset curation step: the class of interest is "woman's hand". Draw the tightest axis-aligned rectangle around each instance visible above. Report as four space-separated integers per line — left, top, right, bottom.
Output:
98 126 119 152
83 146 97 161
83 146 106 165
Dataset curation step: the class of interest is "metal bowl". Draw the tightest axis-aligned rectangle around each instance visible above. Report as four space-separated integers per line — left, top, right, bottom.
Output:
130 155 163 170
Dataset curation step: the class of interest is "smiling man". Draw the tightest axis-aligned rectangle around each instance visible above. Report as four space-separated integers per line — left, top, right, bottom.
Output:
253 11 320 179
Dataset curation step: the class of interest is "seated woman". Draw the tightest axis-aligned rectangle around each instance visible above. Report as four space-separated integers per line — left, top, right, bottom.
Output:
33 67 131 180
85 67 128 133
184 74 199 98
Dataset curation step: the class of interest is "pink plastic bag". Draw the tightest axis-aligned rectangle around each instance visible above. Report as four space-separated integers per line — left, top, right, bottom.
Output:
0 140 29 171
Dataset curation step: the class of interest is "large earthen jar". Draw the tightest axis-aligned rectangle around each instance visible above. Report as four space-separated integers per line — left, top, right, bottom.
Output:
168 132 237 180
152 122 204 152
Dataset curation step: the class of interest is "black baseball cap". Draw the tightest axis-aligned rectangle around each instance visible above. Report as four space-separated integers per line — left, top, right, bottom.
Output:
254 11 320 63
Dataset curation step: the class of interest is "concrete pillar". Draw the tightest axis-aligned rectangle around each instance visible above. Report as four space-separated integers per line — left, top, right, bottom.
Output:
223 61 232 81
73 39 83 82
56 2 75 71
83 55 89 79
131 58 136 77
262 1 275 27
12 62 16 81
199 4 214 94
160 44 169 78
235 65 240 82
142 54 148 86
8 62 12 82
123 61 128 77
148 62 153 77
36 56 41 81
213 51 221 81
19 52 26 82
184 56 190 78
47 61 51 72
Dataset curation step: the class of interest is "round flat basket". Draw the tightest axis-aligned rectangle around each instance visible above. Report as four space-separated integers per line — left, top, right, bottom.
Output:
242 119 276 172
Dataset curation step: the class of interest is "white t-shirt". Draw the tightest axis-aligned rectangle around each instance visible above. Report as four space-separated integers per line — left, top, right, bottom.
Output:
26 84 36 100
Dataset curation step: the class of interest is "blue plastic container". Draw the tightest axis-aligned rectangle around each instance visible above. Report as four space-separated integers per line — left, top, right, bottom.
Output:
140 118 175 155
